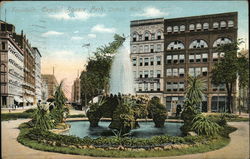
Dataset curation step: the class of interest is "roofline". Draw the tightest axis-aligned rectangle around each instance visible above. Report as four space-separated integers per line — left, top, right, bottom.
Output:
32 47 42 57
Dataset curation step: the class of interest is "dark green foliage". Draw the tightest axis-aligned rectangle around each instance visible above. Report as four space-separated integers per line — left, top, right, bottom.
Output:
1 113 32 121
191 114 221 136
148 97 167 127
23 108 36 113
180 105 198 134
33 104 55 130
211 40 249 113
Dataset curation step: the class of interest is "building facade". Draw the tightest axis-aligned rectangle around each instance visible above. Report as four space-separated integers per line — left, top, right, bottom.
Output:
130 12 238 114
33 47 42 104
71 77 81 104
41 78 48 102
0 21 24 107
41 74 58 98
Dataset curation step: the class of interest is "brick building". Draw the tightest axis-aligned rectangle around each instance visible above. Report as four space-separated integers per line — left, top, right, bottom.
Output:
41 74 58 98
130 12 238 113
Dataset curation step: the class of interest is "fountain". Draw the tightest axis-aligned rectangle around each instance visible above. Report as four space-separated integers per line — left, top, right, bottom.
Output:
109 44 135 95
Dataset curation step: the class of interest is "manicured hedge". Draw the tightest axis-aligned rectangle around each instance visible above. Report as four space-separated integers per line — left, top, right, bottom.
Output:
1 113 32 121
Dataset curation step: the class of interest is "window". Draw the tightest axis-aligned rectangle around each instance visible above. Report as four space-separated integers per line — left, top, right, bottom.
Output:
173 68 178 76
157 70 161 78
195 67 201 76
132 46 137 53
219 84 226 91
173 55 178 63
173 26 179 32
156 56 161 65
1 42 6 50
150 83 154 91
213 37 232 47
179 82 184 91
157 44 162 52
150 70 154 77
150 57 154 65
166 82 172 91
179 55 185 63
203 23 209 30
189 24 195 31
157 31 161 40
202 67 208 76
167 26 172 33
132 57 137 66
166 69 172 76
167 41 185 50
167 55 172 64
179 68 184 77
1 64 7 72
173 82 178 91
220 21 226 28
139 71 143 78
150 45 154 53
151 33 155 40
139 58 143 66
189 39 208 48
196 54 201 62
144 70 149 78
213 53 218 61
180 25 185 32
213 22 219 29
212 84 218 91
157 83 160 91
139 46 143 53
133 33 137 42
228 20 234 27
202 53 208 62
144 45 149 52
139 83 142 91
189 67 195 76
189 54 194 63
145 32 149 41
220 52 225 57
196 23 202 30
144 58 149 66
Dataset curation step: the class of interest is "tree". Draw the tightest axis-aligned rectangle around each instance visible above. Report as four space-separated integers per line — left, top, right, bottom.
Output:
211 40 249 113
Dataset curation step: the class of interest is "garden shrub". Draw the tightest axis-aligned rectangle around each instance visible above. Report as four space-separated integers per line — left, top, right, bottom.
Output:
23 108 36 113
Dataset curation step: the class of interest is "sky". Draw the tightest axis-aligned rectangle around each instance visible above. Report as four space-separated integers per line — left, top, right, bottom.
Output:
0 1 248 99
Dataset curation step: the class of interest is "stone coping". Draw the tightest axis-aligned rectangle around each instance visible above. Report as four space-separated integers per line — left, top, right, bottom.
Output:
66 117 183 123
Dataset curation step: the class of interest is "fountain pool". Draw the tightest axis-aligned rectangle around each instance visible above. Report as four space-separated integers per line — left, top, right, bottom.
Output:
62 121 183 138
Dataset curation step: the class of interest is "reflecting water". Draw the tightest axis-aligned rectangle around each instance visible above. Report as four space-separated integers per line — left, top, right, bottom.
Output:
62 121 183 138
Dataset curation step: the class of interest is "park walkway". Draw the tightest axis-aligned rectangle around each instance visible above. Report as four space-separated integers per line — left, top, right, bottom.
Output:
1 119 249 159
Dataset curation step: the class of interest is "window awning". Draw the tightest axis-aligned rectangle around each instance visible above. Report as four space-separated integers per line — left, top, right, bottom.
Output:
14 96 23 103
26 97 34 103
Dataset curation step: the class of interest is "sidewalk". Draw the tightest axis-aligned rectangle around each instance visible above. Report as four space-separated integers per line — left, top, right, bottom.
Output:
1 119 249 159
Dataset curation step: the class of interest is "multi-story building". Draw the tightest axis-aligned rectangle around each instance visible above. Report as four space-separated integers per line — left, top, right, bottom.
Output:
0 21 24 108
130 18 165 103
33 47 42 104
130 12 238 114
41 78 48 102
71 77 81 104
41 74 58 98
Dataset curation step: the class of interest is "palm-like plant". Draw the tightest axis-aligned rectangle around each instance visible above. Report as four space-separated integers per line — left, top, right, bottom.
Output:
191 114 221 136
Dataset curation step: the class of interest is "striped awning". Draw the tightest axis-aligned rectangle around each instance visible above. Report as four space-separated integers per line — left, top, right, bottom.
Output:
14 96 23 103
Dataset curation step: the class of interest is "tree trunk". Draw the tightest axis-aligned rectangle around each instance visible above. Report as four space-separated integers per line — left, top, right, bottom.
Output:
226 83 232 113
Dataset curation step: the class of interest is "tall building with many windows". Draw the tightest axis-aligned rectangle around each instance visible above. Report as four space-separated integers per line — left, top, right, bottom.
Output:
130 12 238 114
33 47 42 104
41 74 58 98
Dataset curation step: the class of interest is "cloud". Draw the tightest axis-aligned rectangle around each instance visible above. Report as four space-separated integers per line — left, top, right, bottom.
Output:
48 10 105 21
87 34 96 38
41 31 64 37
91 24 116 33
134 7 168 18
74 31 79 33
71 36 84 40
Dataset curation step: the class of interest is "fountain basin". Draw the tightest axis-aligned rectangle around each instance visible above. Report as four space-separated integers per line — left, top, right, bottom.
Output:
62 121 183 138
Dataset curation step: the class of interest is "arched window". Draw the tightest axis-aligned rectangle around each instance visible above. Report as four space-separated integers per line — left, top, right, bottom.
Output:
196 23 202 30
189 24 195 31
145 32 149 41
228 20 234 27
173 26 179 32
203 23 209 30
167 26 172 33
189 39 208 49
132 33 137 42
213 22 219 29
157 31 162 40
213 37 232 47
167 41 185 50
220 21 226 28
180 25 185 32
